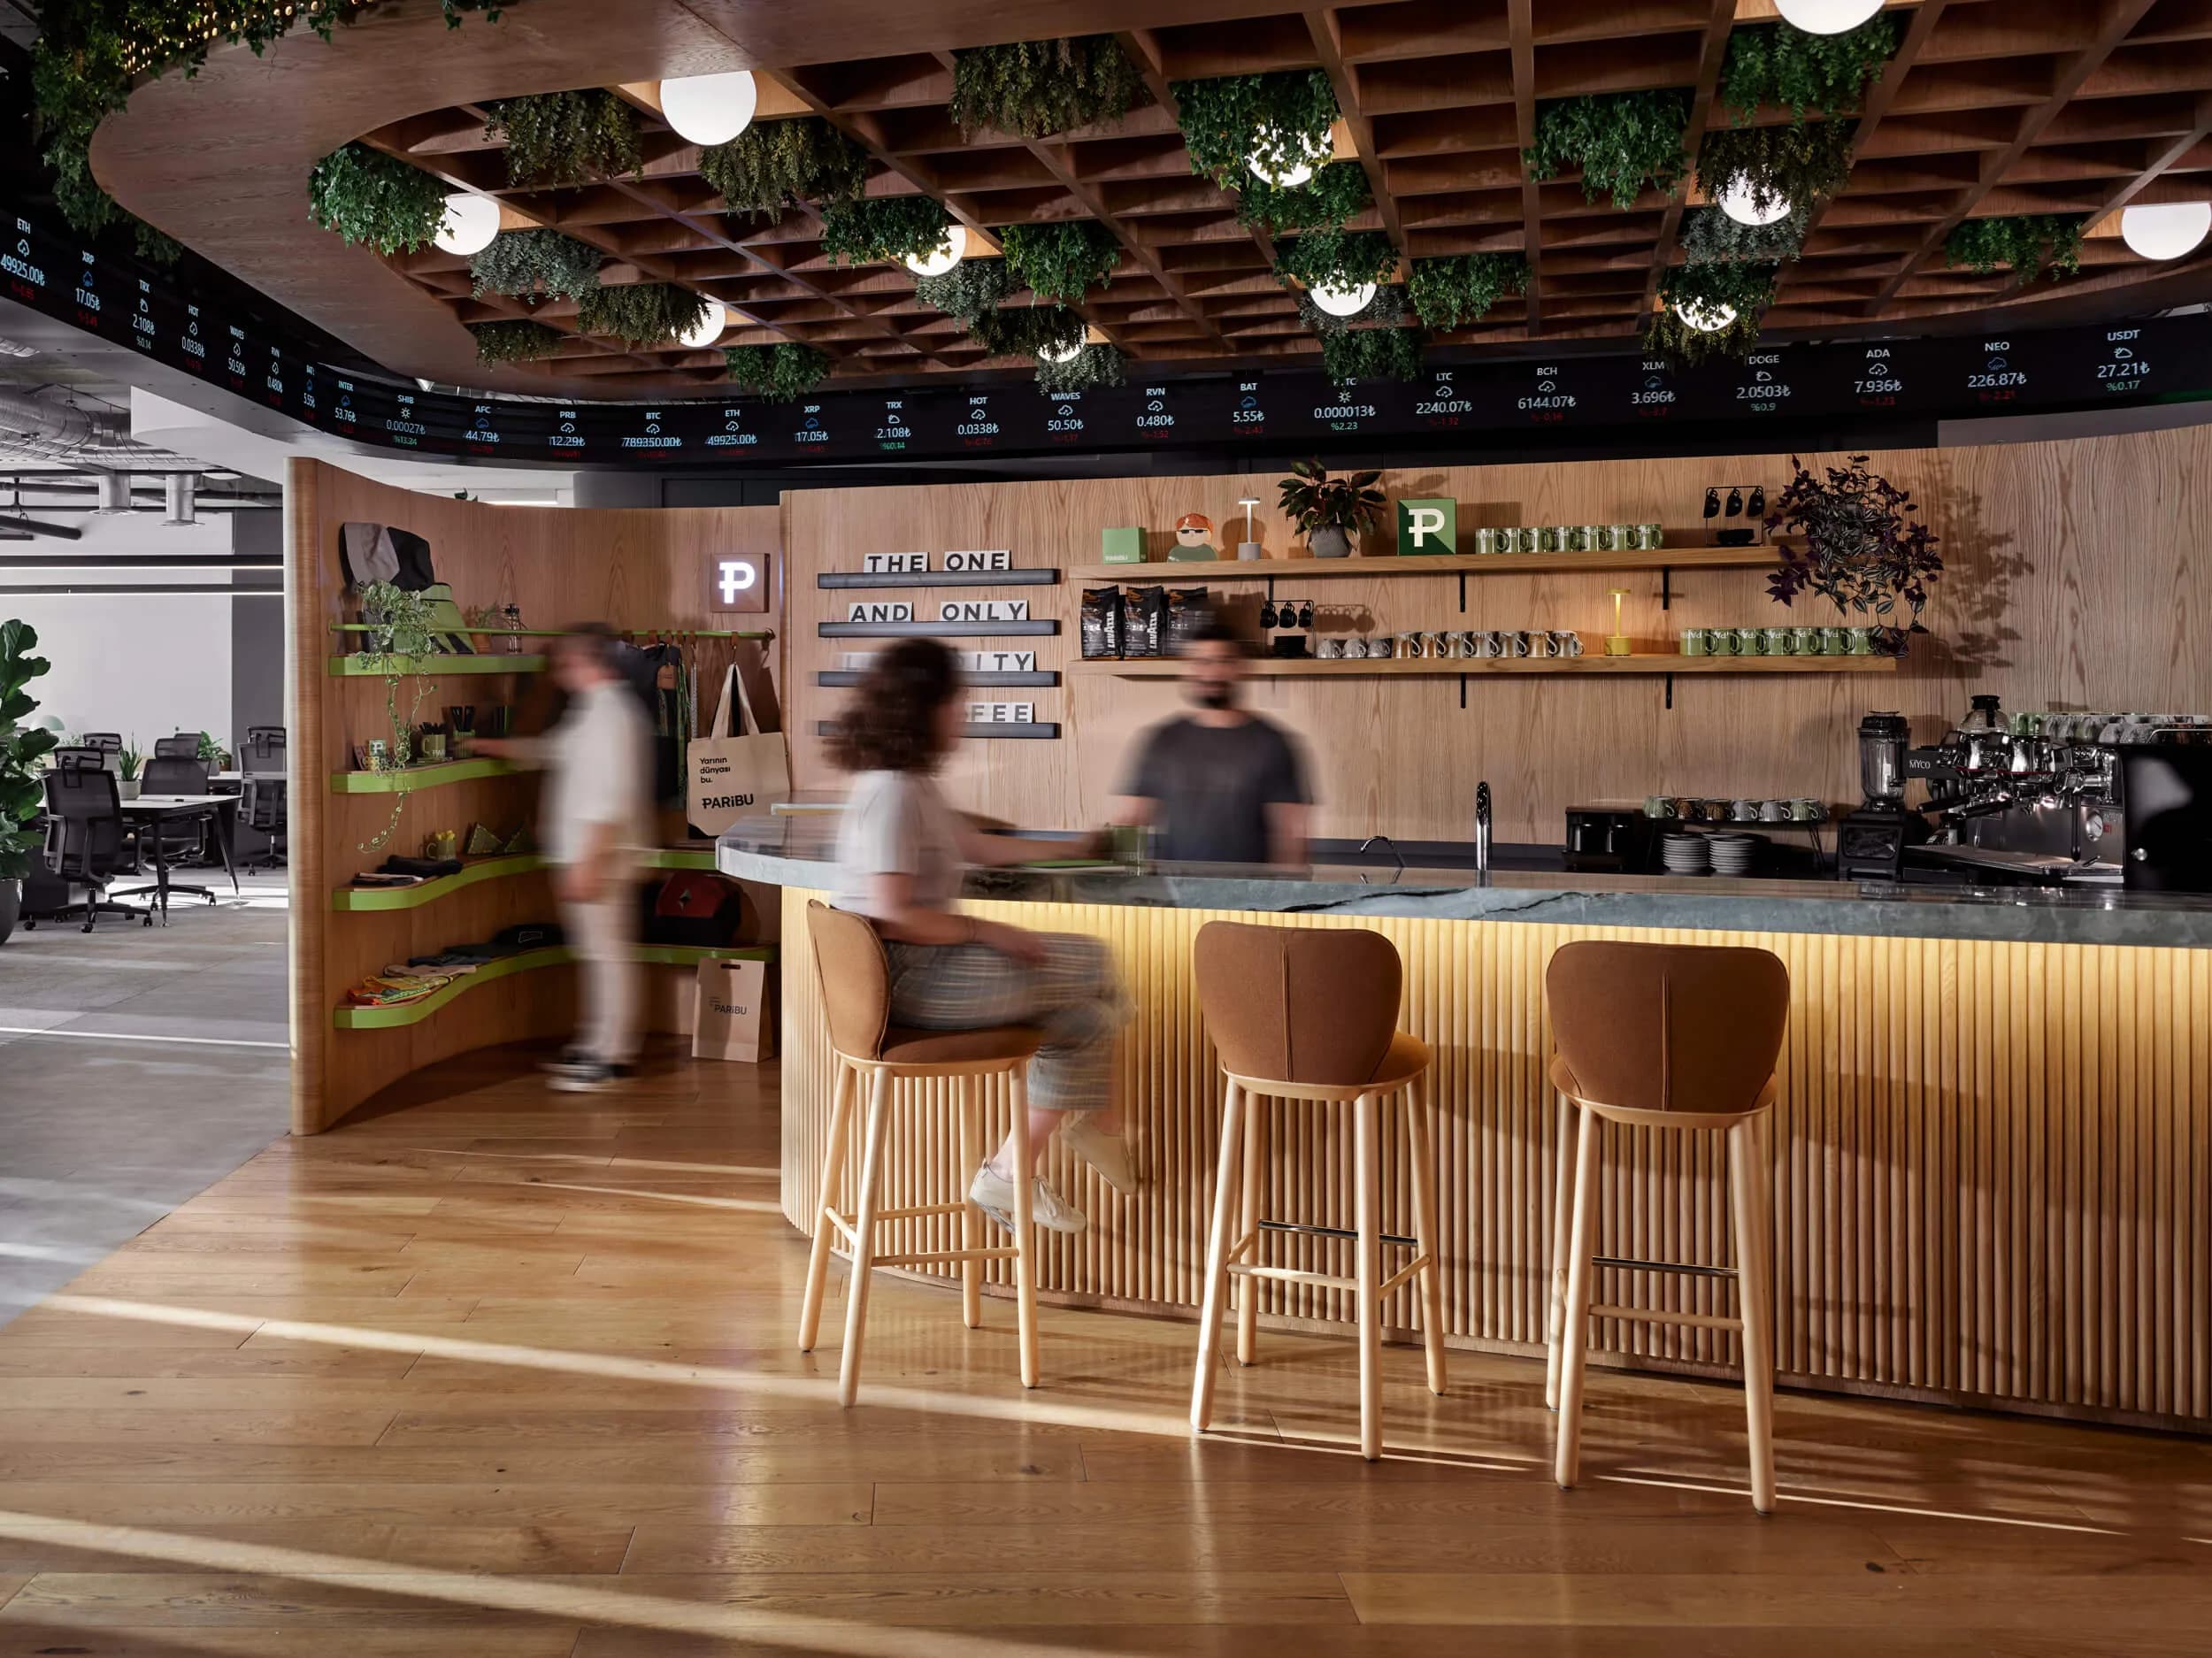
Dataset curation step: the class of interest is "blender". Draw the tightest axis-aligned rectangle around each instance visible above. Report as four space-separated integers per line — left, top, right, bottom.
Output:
1838 710 1920 879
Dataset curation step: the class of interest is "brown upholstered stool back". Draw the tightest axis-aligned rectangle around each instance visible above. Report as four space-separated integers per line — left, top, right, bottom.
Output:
1194 920 1403 1087
807 901 891 1062
1546 940 1787 1114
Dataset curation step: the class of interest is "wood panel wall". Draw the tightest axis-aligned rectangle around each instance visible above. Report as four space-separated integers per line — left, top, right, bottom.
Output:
782 426 2212 842
781 887 2212 1430
287 459 781 1133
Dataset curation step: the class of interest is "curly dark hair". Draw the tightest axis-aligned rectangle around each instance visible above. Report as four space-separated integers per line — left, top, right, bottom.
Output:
828 638 962 772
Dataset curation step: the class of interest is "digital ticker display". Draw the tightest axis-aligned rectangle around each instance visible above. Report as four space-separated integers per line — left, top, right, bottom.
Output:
11 203 2212 470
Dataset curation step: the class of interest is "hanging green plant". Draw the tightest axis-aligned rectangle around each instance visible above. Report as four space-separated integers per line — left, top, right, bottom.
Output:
1295 283 1405 337
914 259 1018 322
1171 70 1338 188
574 282 710 348
1036 342 1125 394
1525 91 1691 211
1233 161 1372 239
1000 221 1122 305
1405 252 1527 332
696 118 872 223
1944 214 2084 280
469 229 603 303
467 319 567 364
1695 119 1852 229
949 35 1150 139
307 142 449 255
1276 228 1398 296
818 196 955 267
1644 261 1778 364
972 303 1085 360
350 579 443 852
486 89 641 187
1678 205 1804 265
1319 326 1423 384
724 342 832 401
1719 16 1897 126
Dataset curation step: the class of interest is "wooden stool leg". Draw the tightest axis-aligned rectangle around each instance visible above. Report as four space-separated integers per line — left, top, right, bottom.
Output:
1354 1088 1384 1462
1189 1078 1247 1432
1730 1113 1778 1514
1404 1078 1448 1396
1009 1064 1039 1390
836 1067 893 1409
1234 1092 1266 1366
1553 1104 1601 1488
798 1059 856 1353
957 1074 983 1332
1544 1090 1574 1411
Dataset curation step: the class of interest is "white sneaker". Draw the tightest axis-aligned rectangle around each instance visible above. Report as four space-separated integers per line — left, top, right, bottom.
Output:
968 1164 1088 1235
1061 1117 1137 1194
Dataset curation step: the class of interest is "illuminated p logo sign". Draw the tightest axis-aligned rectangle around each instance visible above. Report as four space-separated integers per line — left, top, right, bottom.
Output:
1396 497 1456 556
710 555 764 610
1408 507 1445 543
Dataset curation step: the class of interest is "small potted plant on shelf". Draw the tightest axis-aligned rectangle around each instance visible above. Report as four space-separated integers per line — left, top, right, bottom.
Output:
1277 459 1385 558
1763 455 1941 652
116 738 143 801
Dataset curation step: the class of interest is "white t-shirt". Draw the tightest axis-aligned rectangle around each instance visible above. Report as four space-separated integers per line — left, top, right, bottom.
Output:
835 770 966 920
538 680 653 868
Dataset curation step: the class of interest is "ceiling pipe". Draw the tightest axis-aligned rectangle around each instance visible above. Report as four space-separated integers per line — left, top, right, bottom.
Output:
0 388 166 466
0 514 85 541
163 472 200 526
94 472 134 513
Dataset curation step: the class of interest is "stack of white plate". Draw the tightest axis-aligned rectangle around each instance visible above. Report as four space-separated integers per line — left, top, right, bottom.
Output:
1661 833 1711 876
1708 833 1761 877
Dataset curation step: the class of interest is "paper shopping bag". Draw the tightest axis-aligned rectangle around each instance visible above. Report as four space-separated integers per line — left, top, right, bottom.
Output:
687 656 790 836
692 958 773 1062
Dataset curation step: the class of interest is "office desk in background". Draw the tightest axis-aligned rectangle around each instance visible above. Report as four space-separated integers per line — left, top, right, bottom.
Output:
119 794 240 917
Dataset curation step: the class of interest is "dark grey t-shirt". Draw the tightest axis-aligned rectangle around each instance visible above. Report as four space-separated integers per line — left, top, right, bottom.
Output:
1119 715 1310 864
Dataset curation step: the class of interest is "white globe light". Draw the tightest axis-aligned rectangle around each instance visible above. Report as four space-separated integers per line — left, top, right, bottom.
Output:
1310 280 1377 318
1248 125 1331 188
1675 298 1737 334
901 224 966 277
659 71 758 148
434 192 500 257
678 297 727 349
2120 201 2212 261
1038 336 1082 365
1773 0 1884 35
1717 173 1792 227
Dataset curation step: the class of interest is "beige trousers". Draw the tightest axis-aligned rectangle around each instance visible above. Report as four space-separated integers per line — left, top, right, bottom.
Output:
563 884 640 1066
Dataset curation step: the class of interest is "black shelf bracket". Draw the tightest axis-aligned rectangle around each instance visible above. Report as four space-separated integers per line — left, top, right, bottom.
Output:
1664 672 1675 711
1661 565 1672 610
1460 673 1467 709
1458 572 1467 614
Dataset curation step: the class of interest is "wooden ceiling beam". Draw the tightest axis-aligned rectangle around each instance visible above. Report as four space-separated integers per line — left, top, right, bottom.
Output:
1639 0 1744 325
1508 0 1542 333
1303 6 1407 256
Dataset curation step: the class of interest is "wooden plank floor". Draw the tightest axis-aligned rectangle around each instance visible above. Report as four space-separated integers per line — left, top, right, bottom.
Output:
0 1047 2208 1656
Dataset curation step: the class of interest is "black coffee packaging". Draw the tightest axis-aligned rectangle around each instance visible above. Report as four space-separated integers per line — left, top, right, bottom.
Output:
1122 585 1167 657
1164 587 1212 655
1080 587 1124 658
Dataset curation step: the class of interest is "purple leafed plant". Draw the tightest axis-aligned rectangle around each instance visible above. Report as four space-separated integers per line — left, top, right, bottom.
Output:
1763 454 1940 650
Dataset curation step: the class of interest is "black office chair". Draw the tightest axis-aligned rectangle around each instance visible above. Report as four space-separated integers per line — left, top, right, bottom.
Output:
241 774 288 871
119 756 219 906
153 733 201 759
51 746 108 773
41 767 150 931
80 733 122 754
242 726 285 773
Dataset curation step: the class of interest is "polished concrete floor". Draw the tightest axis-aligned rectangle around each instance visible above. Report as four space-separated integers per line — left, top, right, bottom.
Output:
0 871 289 1323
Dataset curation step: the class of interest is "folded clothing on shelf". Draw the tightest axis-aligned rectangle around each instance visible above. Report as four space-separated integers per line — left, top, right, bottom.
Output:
346 970 457 1007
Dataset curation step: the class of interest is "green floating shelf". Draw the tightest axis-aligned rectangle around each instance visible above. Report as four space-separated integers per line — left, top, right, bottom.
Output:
328 654 546 677
330 758 514 794
334 942 776 1030
330 845 721 911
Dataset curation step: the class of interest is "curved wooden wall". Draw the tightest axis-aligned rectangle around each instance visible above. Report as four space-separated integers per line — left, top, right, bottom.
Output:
781 886 2212 1430
287 459 781 1132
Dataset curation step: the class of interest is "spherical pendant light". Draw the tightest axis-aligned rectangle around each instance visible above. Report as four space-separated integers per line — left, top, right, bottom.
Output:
678 298 727 349
1310 280 1378 318
1038 336 1082 365
1675 297 1737 334
1248 125 1331 188
902 225 966 278
658 71 758 148
1717 173 1792 227
1773 0 1885 35
434 192 501 257
2120 201 2212 261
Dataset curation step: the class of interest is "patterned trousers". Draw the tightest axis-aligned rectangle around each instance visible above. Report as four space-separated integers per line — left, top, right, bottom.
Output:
882 932 1129 1112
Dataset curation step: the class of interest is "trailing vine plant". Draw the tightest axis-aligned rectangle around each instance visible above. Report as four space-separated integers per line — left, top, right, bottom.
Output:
1319 327 1424 383
350 579 441 852
1525 91 1691 210
1233 161 1372 240
1719 15 1897 125
1000 221 1122 304
914 258 1018 321
696 118 872 222
1694 119 1852 234
308 142 449 255
724 342 832 400
467 319 567 364
818 196 956 267
1036 342 1125 394
469 229 603 303
574 282 710 347
972 303 1085 360
1678 206 1804 265
486 89 641 187
1275 228 1398 296
1944 214 2085 281
1644 261 1778 364
1171 70 1338 188
1295 283 1404 336
949 35 1149 139
1405 253 1527 331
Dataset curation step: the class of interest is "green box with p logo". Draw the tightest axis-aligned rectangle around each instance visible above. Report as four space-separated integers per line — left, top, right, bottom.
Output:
1396 497 1456 556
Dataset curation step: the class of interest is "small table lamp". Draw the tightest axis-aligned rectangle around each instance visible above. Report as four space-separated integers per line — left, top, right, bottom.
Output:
1605 587 1632 656
1236 497 1263 561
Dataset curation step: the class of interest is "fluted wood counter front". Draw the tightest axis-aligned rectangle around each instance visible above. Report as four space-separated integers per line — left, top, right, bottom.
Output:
729 833 2212 1432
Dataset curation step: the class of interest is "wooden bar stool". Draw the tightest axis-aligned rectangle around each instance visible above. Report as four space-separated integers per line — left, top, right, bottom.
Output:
796 902 1044 1406
1188 921 1448 1461
1543 939 1788 1512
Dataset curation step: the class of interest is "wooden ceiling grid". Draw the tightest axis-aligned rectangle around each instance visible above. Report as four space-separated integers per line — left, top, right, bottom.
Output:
349 0 2212 390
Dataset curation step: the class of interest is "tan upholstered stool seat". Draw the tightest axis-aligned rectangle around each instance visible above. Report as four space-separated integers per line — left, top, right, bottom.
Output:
1367 1031 1432 1088
878 1025 1045 1066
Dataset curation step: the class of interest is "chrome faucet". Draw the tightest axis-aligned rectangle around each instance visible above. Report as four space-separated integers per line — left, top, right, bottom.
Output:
1474 780 1492 874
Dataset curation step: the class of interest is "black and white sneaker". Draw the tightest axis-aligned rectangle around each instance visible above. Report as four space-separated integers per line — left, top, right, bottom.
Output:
538 1045 590 1076
546 1060 634 1094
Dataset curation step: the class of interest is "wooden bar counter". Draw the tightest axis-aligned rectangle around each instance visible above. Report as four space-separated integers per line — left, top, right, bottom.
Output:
723 820 2212 1432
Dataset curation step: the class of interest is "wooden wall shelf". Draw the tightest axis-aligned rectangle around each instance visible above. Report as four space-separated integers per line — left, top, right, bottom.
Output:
326 655 544 677
1066 541 1781 585
818 619 1059 639
328 757 515 794
815 720 1060 740
816 670 1058 688
817 570 1059 588
328 846 717 912
1070 656 1899 679
333 942 776 1031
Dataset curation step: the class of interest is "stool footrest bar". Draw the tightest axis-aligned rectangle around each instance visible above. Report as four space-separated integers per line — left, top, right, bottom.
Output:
872 1201 972 1222
867 1247 1022 1268
822 1210 858 1247
1593 1255 1738 1279
1588 1302 1745 1333
1378 1254 1432 1298
1229 1263 1357 1292
1257 1218 1417 1247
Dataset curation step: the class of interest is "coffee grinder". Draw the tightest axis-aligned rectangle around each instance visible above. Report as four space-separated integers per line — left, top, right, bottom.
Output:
1838 710 1920 879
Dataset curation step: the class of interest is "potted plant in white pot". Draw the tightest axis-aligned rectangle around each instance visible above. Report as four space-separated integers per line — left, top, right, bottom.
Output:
0 619 57 946
116 738 144 801
1277 459 1385 558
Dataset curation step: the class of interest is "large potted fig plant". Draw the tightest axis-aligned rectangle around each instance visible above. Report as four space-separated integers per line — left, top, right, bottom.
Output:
1763 454 1941 651
0 619 57 946
1277 460 1385 558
